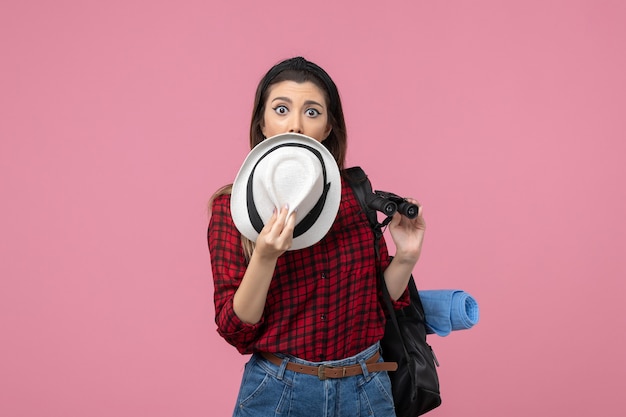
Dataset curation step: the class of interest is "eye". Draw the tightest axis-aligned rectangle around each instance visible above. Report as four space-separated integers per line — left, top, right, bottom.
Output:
273 105 288 115
306 108 321 117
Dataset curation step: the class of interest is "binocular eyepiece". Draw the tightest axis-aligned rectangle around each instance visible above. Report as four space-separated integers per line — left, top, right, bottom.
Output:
365 190 419 219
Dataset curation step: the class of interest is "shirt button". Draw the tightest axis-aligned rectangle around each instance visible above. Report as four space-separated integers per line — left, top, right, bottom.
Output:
320 314 327 321
321 273 327 279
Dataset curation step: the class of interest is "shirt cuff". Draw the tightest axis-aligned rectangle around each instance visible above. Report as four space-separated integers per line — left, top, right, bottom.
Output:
216 298 265 351
391 286 411 309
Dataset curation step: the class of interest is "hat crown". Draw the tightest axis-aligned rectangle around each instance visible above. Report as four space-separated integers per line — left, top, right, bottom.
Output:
253 148 324 221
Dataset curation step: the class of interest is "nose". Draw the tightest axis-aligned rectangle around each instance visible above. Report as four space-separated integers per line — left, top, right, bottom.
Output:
288 114 303 134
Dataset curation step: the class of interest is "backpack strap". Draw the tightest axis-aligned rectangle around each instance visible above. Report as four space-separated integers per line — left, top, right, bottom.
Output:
344 166 396 295
343 167 378 229
344 166 412 354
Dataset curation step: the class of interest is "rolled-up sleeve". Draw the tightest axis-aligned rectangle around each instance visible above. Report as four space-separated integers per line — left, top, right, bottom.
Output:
208 194 265 353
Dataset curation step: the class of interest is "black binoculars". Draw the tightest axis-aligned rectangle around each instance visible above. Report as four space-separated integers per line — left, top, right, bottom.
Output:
365 190 419 219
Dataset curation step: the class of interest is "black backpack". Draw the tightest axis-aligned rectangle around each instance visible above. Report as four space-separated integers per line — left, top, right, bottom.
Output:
344 166 442 417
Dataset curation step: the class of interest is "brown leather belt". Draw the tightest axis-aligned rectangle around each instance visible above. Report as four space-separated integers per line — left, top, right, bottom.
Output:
261 352 398 380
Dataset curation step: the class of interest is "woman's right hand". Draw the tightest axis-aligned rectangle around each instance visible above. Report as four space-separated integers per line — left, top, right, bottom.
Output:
254 205 297 260
233 205 296 324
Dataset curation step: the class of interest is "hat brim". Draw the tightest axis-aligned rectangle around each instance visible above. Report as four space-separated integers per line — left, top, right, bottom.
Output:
231 133 341 250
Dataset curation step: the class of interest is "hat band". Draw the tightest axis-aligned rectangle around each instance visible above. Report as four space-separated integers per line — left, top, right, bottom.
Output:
246 143 331 239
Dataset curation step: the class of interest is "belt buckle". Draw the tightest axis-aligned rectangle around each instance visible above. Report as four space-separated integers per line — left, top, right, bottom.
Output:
317 365 327 380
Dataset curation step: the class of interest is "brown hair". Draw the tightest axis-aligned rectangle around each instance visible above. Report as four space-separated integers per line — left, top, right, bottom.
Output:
249 57 348 170
209 57 348 261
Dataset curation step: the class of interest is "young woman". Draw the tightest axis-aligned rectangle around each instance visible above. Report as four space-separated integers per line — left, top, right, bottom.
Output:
208 56 425 417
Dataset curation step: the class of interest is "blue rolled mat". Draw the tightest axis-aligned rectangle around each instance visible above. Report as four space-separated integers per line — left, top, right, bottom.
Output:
418 290 480 336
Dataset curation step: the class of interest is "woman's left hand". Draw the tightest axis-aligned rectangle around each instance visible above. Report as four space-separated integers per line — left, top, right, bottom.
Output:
387 198 425 264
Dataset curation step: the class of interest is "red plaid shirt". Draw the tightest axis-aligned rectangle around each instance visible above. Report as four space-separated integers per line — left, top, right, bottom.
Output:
208 176 409 361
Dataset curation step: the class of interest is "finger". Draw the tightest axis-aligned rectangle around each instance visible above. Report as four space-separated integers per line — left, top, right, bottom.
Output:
388 211 402 228
261 208 279 233
278 210 297 246
283 209 297 232
269 205 290 233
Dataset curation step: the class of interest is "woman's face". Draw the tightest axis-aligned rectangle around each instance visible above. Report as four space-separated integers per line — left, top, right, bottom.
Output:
261 80 332 143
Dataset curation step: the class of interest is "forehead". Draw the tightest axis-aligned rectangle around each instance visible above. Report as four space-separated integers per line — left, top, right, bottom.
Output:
266 80 328 104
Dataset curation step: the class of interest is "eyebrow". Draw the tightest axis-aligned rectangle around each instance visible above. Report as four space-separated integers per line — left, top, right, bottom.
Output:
271 97 325 108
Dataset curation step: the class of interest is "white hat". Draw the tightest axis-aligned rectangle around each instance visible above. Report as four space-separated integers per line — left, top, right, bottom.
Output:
230 133 341 250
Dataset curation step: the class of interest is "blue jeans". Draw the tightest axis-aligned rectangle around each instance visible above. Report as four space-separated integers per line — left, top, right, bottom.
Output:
232 343 396 417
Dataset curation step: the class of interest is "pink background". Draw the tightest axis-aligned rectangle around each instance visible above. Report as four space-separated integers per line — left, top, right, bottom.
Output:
1 1 625 416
